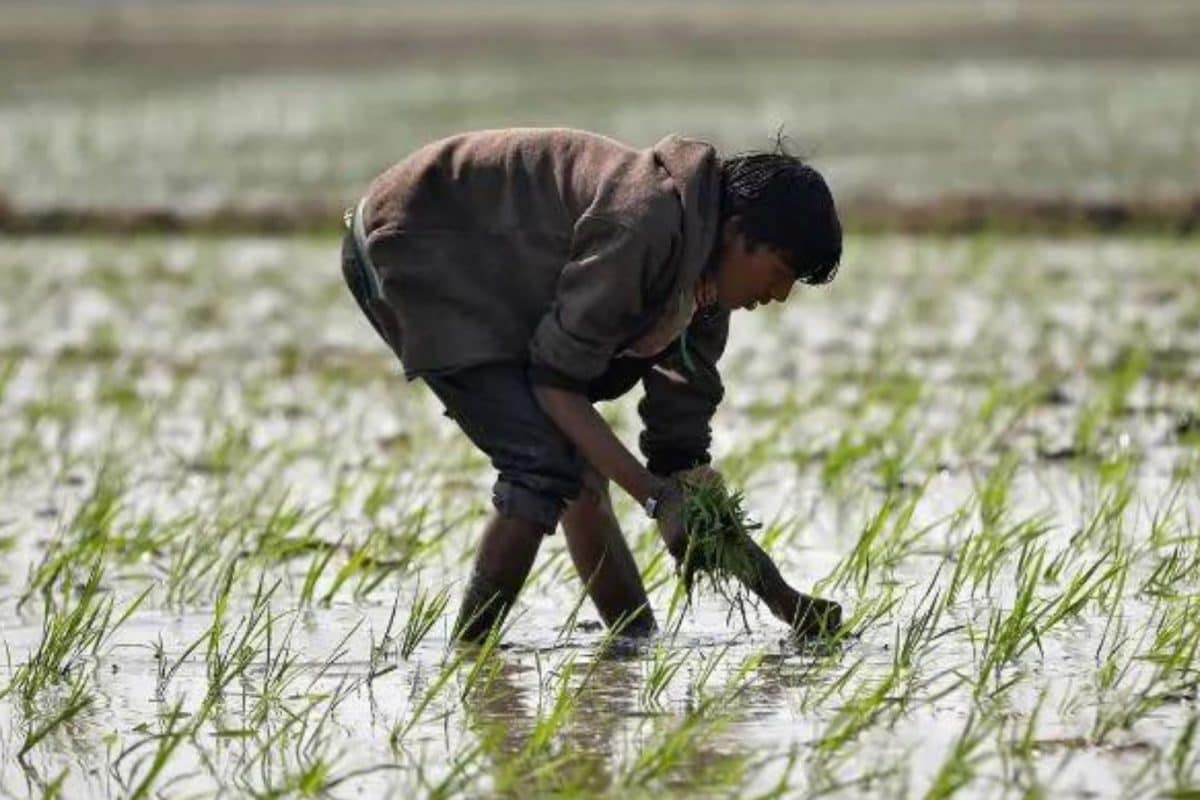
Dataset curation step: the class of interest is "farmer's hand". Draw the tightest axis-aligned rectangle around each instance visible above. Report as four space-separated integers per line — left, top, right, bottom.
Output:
670 464 724 490
651 477 687 561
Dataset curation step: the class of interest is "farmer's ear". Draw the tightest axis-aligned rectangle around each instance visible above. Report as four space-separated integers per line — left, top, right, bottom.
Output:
722 215 743 246
715 214 744 255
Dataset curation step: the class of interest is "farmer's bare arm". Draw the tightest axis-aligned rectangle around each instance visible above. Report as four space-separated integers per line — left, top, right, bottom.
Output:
533 385 685 552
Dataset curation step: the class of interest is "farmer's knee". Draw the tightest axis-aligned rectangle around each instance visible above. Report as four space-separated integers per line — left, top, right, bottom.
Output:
570 464 610 510
492 448 583 532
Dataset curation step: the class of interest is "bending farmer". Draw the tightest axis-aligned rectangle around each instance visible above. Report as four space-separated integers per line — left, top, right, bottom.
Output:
340 128 843 642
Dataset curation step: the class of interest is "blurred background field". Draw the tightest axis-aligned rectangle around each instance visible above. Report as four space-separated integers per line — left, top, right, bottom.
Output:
1 0 1199 224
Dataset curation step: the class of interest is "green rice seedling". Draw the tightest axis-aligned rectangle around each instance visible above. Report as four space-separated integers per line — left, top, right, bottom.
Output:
316 537 376 606
620 714 749 793
21 395 79 429
618 656 759 791
555 552 656 644
186 419 256 477
4 558 147 718
1167 714 1200 793
1043 489 1132 584
490 657 587 793
239 676 395 797
1094 597 1136 699
315 507 451 604
456 614 514 702
948 513 1052 603
152 627 208 703
368 588 404 682
413 737 488 799
804 755 908 799
1143 546 1200 601
32 768 70 800
636 547 674 597
818 487 933 596
390 651 470 748
956 376 1045 458
641 645 688 711
361 466 399 521
243 612 306 728
1086 594 1189 746
1071 400 1105 459
399 586 451 660
673 643 736 711
673 480 764 623
1141 597 1200 686
1089 681 1168 746
0 356 18 405
831 585 964 725
970 543 1049 697
1148 480 1188 550
20 465 127 611
874 430 918 493
248 489 318 559
795 652 868 716
204 570 278 706
117 699 191 800
746 746 802 800
555 578 596 645
15 671 92 761
1100 344 1149 417
975 455 1018 532
298 532 343 608
820 430 879 490
923 706 1001 800
895 567 959 675
995 689 1047 794
973 545 1122 697
813 668 902 759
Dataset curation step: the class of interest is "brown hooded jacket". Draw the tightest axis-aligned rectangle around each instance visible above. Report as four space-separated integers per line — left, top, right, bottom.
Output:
360 127 730 472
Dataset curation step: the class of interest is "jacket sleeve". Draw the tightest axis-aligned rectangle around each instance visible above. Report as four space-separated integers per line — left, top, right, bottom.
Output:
528 214 672 391
637 305 730 475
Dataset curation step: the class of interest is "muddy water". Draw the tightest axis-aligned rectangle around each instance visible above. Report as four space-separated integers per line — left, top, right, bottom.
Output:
0 235 1198 797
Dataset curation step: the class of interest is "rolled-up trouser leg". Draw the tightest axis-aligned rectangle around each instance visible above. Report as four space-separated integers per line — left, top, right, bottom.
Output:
423 364 583 532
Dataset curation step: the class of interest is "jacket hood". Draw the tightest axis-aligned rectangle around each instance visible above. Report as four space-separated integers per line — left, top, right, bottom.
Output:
652 135 722 295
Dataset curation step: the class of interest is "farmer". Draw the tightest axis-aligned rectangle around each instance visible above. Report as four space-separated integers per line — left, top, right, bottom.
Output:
341 128 842 642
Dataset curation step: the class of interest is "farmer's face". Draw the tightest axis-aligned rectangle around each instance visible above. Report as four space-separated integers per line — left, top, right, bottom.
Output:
713 218 796 312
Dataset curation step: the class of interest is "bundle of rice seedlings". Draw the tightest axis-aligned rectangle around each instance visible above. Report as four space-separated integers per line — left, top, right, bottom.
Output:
675 479 764 627
669 478 843 640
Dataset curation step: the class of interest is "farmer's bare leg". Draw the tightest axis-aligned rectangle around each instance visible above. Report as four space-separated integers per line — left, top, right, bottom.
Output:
453 511 546 643
561 466 656 636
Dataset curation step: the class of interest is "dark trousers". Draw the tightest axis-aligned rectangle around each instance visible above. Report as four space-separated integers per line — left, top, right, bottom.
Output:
340 231 652 531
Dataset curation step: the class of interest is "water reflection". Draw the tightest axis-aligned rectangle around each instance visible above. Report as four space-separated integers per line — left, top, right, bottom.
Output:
457 631 826 794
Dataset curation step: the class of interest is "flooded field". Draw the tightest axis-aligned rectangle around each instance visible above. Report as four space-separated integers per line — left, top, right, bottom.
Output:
1 234 1197 797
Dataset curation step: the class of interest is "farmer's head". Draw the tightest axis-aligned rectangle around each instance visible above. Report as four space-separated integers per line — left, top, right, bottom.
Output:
710 145 841 311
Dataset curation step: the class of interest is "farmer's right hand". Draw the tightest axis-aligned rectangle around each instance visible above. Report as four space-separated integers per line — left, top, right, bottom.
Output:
651 477 687 560
671 464 724 491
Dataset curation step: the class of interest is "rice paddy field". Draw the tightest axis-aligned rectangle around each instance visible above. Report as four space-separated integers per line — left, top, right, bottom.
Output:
2 2 1200 798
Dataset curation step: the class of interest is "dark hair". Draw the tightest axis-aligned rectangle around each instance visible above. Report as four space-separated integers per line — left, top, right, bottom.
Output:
718 140 841 285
